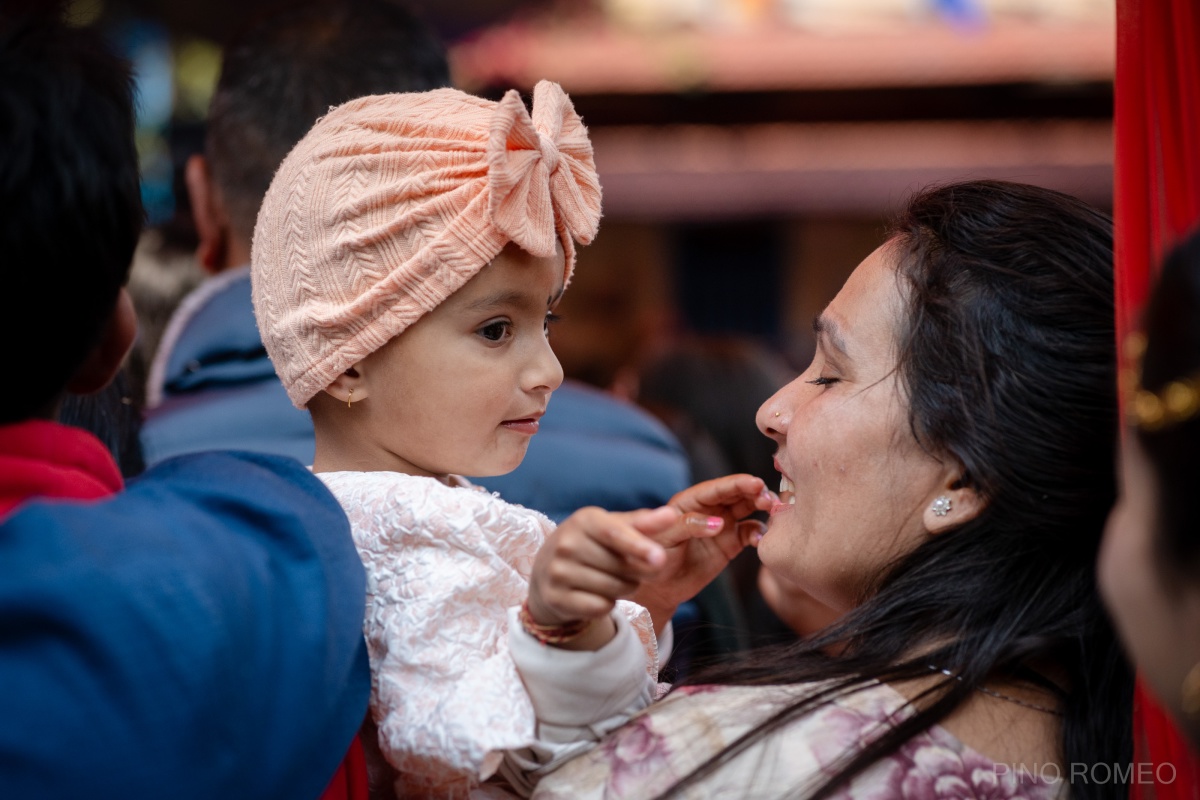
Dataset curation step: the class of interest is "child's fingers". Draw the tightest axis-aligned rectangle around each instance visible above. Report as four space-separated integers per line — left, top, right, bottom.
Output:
544 589 618 621
567 507 667 570
544 537 649 588
544 563 640 605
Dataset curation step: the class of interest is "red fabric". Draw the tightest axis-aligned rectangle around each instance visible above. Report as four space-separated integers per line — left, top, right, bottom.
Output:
1117 1 1200 796
317 736 369 800
0 419 123 518
1116 0 1200 343
1134 681 1200 798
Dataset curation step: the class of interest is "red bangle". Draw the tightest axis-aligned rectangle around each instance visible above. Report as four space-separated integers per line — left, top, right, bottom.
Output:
518 600 591 645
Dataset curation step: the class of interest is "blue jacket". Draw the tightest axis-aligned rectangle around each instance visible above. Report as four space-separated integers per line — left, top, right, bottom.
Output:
0 451 369 799
142 269 314 466
142 270 689 521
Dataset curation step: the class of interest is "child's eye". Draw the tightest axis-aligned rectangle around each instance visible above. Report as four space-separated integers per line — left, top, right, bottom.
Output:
544 312 562 335
477 320 513 343
805 376 839 387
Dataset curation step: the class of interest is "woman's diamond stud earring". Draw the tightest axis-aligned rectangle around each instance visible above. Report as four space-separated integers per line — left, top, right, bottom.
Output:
931 496 952 517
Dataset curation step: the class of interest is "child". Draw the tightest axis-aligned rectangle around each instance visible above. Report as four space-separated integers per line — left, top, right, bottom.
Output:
251 81 773 797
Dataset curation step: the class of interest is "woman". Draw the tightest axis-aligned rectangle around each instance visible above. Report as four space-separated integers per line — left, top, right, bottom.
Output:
533 180 1132 799
1101 228 1200 752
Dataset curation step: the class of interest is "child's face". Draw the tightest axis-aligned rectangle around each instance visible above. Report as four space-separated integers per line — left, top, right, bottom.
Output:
351 242 566 480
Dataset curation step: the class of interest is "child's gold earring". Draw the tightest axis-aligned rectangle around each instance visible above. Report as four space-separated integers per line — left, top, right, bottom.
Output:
347 388 353 409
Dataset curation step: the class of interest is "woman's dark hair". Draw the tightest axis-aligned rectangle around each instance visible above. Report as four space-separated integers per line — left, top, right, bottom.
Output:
656 180 1132 799
1136 227 1200 579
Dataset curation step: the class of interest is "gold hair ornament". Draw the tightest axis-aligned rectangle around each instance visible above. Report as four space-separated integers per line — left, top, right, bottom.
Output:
1123 332 1200 432
1183 662 1200 718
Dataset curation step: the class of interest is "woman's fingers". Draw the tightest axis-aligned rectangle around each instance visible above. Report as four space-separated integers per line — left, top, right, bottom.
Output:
647 512 728 548
671 474 778 519
738 519 768 548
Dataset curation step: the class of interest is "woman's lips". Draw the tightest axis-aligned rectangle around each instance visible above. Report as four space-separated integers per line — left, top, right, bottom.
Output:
772 474 796 514
501 417 541 435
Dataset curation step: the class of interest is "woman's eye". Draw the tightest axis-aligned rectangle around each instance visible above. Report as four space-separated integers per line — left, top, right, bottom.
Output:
544 312 562 335
478 320 512 342
805 376 839 387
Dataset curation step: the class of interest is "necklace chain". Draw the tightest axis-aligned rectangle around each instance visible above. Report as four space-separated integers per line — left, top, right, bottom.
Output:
928 666 1064 716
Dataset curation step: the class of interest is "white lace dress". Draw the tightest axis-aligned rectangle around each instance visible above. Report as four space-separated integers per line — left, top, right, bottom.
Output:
319 471 664 799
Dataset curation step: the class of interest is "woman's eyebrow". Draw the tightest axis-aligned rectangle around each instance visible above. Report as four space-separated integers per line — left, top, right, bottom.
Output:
812 314 850 359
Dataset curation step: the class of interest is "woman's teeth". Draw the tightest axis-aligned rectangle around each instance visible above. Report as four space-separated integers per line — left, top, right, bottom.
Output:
779 476 796 504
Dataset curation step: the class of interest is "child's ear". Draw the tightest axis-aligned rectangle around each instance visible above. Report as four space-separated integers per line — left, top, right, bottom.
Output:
922 469 986 535
323 365 367 407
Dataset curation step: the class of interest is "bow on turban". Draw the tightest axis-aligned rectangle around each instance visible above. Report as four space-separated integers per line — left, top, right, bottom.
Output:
487 80 602 258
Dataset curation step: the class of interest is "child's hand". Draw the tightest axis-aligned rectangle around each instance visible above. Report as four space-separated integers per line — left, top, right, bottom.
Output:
631 474 777 633
525 506 679 650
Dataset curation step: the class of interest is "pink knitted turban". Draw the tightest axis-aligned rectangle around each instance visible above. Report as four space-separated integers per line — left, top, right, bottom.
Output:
251 80 602 408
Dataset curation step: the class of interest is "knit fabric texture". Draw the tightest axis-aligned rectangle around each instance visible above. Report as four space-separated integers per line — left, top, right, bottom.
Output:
251 81 602 408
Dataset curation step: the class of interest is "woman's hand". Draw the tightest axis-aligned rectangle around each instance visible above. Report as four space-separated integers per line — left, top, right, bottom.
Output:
526 506 678 651
631 475 777 634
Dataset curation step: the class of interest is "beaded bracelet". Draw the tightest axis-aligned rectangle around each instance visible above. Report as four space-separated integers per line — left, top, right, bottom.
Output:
518 599 591 645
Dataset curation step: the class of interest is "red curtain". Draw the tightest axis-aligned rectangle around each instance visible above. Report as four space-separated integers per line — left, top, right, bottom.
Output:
1116 0 1200 797
1116 0 1200 340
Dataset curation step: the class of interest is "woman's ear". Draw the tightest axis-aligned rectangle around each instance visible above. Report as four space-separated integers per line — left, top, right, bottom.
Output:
923 471 987 534
322 365 367 407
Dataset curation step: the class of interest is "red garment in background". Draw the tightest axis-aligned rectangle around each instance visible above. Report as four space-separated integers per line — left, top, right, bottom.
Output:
1117 0 1200 796
319 735 369 800
0 419 123 518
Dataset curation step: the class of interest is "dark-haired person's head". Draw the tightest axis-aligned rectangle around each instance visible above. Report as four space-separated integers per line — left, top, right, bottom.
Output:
188 0 450 272
1101 227 1200 750
0 6 142 424
659 180 1129 799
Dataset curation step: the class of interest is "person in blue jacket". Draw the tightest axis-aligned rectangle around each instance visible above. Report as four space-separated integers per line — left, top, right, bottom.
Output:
0 6 369 797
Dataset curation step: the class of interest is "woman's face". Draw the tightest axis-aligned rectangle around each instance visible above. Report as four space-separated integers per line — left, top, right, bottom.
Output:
1100 434 1200 745
755 244 958 613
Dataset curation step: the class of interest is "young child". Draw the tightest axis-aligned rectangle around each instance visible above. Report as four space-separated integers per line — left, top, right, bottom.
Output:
250 81 773 797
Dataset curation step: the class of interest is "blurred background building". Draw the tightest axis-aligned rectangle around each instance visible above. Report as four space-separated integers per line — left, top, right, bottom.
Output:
79 0 1113 391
